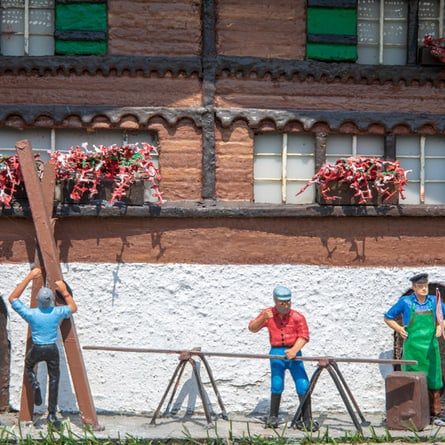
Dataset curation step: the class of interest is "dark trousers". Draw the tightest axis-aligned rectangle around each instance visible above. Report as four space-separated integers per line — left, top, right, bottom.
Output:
25 343 60 415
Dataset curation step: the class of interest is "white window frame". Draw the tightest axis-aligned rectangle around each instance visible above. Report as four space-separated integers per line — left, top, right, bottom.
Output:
357 0 408 65
396 135 445 204
0 0 54 56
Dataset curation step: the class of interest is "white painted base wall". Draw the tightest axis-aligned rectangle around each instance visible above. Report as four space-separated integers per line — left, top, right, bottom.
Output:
3 263 443 416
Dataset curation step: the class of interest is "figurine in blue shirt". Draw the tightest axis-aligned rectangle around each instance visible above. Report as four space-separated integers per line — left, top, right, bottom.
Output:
8 268 77 427
384 273 445 424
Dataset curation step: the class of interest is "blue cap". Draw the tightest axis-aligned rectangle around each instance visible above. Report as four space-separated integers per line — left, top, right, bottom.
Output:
37 287 53 309
273 285 292 301
410 273 428 284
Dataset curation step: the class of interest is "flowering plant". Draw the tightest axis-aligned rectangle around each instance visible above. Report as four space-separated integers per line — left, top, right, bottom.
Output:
0 153 43 206
422 34 445 63
49 143 163 205
0 142 163 207
296 156 410 204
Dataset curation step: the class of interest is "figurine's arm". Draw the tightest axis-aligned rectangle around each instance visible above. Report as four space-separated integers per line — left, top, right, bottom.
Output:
249 309 273 332
285 337 308 360
384 317 408 339
54 280 78 314
8 268 42 304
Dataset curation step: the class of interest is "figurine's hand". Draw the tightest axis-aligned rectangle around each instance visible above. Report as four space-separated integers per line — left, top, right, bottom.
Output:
263 309 273 320
285 348 297 359
398 327 408 339
436 325 443 337
29 268 42 280
54 280 67 294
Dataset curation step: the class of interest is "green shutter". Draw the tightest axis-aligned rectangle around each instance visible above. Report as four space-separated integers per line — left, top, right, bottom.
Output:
55 2 107 55
306 1 357 62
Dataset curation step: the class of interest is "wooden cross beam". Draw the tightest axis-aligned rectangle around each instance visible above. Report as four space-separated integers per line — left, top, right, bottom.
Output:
15 140 101 429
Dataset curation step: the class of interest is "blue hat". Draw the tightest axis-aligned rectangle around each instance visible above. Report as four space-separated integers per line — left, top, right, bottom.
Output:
273 286 292 301
410 273 429 284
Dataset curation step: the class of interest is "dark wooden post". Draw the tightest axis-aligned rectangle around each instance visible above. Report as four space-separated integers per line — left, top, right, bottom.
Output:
15 140 101 429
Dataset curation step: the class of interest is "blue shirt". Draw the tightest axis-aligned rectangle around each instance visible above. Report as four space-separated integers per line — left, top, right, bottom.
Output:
11 299 72 344
384 293 445 326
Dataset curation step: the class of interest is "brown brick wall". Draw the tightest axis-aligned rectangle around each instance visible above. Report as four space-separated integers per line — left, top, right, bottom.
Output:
0 74 202 108
215 77 445 114
217 0 306 59
154 121 203 201
108 0 202 56
215 122 254 201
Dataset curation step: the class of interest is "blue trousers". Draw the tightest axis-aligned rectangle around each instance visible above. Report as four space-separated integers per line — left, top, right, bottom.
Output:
269 347 309 395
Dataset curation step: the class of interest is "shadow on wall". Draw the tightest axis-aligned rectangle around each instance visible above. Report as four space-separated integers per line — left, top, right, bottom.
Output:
0 296 10 411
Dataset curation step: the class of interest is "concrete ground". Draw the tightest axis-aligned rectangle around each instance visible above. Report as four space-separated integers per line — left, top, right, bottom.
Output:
0 409 444 442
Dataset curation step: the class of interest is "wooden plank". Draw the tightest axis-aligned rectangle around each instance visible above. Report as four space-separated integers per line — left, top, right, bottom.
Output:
15 140 101 429
18 162 55 422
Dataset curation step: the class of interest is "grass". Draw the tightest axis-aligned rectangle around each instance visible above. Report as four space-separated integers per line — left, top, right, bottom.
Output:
0 419 444 445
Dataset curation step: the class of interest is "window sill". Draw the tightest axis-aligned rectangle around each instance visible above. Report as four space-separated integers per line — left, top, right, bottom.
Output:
2 200 445 218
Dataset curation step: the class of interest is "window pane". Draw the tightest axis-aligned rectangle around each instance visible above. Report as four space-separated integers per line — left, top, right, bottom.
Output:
357 46 379 64
254 134 282 154
419 0 440 17
1 7 23 32
29 35 53 54
326 135 353 161
254 182 281 204
425 135 445 155
29 8 53 33
425 158 445 180
357 135 384 156
254 156 281 179
358 0 379 18
358 21 379 43
384 1 407 18
402 182 421 204
382 46 406 64
0 128 51 160
383 21 407 44
425 183 445 204
287 181 315 204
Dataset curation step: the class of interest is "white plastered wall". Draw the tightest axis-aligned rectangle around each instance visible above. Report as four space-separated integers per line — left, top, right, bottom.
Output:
3 263 443 416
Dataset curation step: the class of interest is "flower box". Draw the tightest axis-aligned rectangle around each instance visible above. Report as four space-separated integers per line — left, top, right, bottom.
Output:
56 179 146 206
296 157 409 206
317 181 399 206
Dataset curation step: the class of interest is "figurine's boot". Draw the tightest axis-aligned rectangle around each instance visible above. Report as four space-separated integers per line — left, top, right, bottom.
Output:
47 373 60 427
265 393 281 428
296 394 319 432
429 389 441 416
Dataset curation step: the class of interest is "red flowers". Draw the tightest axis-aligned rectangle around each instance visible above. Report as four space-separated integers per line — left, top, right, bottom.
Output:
296 157 410 204
423 34 445 63
49 143 163 205
0 143 163 207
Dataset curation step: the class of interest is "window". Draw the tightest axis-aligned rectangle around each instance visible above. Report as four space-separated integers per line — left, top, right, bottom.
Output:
396 135 445 204
254 133 385 205
0 0 54 56
0 128 160 202
254 134 315 204
0 0 107 56
357 0 408 65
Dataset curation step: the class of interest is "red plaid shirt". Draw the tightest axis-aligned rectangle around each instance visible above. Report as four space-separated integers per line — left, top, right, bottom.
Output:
253 306 310 347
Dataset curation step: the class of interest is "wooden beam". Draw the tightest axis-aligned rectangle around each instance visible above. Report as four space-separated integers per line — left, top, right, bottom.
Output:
15 140 101 429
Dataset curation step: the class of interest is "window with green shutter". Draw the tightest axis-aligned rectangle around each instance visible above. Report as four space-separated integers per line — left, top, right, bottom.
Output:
306 0 358 62
55 0 107 55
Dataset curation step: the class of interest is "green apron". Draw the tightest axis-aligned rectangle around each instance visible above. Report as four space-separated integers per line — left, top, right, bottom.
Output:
401 302 443 390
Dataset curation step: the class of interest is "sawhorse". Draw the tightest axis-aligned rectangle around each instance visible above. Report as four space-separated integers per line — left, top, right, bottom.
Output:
291 358 371 433
150 348 228 427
